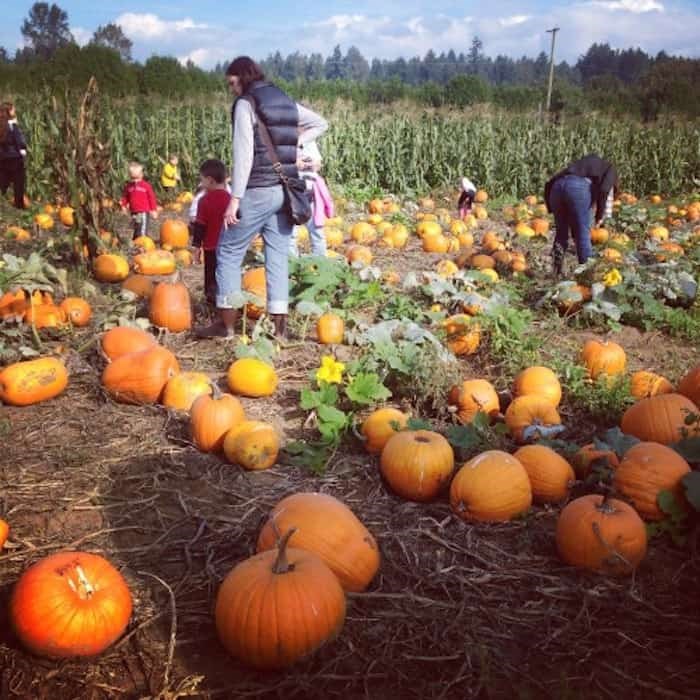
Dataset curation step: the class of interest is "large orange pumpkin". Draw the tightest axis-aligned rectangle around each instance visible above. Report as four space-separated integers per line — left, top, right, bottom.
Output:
227 358 278 397
10 551 132 657
379 430 454 501
450 450 532 522
215 530 346 669
448 379 499 424
102 345 179 405
159 219 189 249
361 407 409 454
162 371 212 412
100 326 157 361
0 357 68 406
504 395 563 443
581 339 626 381
513 366 562 407
630 370 674 400
678 363 700 406
256 492 380 592
222 420 280 470
614 442 691 520
60 297 92 327
513 445 575 503
190 388 246 452
149 279 192 332
620 393 699 445
556 495 647 575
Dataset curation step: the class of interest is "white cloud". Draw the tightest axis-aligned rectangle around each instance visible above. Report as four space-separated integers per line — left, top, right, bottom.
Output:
589 0 664 11
178 47 231 67
72 27 91 47
499 15 531 27
115 13 208 40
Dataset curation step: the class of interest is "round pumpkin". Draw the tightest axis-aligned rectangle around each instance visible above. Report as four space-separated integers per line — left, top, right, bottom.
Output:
361 407 409 454
581 339 626 381
513 445 575 503
242 267 266 319
121 274 154 299
102 345 179 405
614 442 691 520
379 430 454 502
256 492 380 592
470 254 496 270
223 420 280 470
621 393 699 445
149 279 192 333
630 370 674 400
132 250 176 276
100 326 157 361
573 443 620 478
678 363 700 406
0 357 68 406
556 495 647 575
504 395 563 444
162 371 212 412
159 219 189 249
94 254 129 283
190 387 246 452
60 297 92 327
448 379 499 424
346 245 373 265
513 366 562 407
58 206 75 227
450 450 532 522
132 235 156 252
215 530 345 669
442 315 480 356
317 313 344 344
227 358 278 397
10 551 132 657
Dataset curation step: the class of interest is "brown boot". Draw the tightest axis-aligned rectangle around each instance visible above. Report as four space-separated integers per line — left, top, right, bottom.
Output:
195 308 239 339
271 313 288 340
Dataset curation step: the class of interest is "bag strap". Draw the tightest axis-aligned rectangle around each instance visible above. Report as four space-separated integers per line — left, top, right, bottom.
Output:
240 95 286 182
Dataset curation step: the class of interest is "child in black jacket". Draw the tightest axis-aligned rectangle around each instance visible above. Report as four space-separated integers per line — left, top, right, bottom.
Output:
0 102 28 209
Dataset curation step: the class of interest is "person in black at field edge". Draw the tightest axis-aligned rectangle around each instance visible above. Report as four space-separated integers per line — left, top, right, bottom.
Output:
0 101 28 209
544 153 619 276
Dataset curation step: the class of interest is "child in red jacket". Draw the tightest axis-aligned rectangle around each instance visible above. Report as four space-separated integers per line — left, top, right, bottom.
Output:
120 162 158 240
191 159 231 305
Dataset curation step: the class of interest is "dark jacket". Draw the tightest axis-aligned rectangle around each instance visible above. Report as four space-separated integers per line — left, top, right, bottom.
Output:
545 154 618 222
0 122 27 161
234 81 299 189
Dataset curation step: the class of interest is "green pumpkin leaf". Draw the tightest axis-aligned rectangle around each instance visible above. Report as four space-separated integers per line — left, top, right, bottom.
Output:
345 372 391 406
682 471 700 512
672 437 700 463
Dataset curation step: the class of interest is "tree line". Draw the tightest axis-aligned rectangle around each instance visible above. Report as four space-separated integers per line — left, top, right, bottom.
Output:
1 2 698 119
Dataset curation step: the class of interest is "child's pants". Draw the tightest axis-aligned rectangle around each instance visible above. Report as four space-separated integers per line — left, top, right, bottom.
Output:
289 208 327 258
204 250 217 304
131 212 150 240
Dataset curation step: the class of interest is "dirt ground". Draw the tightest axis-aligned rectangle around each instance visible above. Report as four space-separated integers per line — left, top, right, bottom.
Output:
1 211 699 700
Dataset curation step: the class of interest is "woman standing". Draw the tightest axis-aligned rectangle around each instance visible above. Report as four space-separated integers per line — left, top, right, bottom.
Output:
544 153 618 274
196 56 327 339
0 102 28 209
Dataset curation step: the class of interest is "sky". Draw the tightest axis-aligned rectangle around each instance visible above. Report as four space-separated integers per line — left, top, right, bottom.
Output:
2 1 699 68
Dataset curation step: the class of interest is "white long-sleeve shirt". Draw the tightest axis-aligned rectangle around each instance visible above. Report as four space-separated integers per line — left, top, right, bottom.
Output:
231 100 328 199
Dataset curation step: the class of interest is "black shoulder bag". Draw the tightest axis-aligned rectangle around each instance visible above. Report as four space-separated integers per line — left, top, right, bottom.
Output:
242 96 312 226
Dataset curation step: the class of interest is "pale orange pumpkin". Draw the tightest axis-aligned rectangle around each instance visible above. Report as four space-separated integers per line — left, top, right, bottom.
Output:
448 379 499 424
513 445 575 503
223 420 280 470
94 254 130 283
442 315 481 356
162 371 212 411
630 370 674 400
317 313 344 344
346 245 373 265
121 274 154 299
227 358 278 397
24 304 67 329
513 366 562 407
0 357 68 406
361 407 409 454
504 395 563 443
132 250 176 276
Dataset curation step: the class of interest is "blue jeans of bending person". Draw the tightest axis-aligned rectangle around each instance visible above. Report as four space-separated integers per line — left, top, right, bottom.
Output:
550 174 593 267
216 185 293 313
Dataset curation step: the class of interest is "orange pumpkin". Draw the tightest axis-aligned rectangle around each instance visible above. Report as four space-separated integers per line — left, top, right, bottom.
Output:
149 279 192 332
222 420 280 470
346 245 373 266
630 370 674 400
379 430 454 502
590 227 609 245
581 339 626 381
442 315 481 356
513 445 575 503
242 267 266 319
678 363 700 406
132 250 176 276
470 254 496 270
190 387 246 452
0 357 68 406
504 395 563 443
60 297 92 327
448 379 499 424
621 393 699 445
556 495 647 575
10 551 132 657
94 254 130 283
513 366 562 407
256 492 380 592
159 219 189 249
317 313 344 344
162 371 212 412
614 442 691 520
102 345 180 404
0 290 26 320
121 274 154 299
227 358 278 397
422 232 450 254
132 235 156 252
100 326 157 361
0 519 8 549
24 304 67 329
361 407 409 454
450 450 532 522
215 530 345 669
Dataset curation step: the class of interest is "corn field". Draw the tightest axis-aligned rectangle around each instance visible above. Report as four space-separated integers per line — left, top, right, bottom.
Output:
17 94 700 200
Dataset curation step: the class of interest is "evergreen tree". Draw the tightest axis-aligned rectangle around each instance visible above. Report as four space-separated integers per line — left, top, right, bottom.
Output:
21 2 74 60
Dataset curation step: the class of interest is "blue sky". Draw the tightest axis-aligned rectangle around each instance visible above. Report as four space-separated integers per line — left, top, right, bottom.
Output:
2 1 699 68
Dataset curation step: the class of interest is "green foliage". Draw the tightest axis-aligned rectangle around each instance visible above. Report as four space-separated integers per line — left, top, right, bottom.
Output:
446 413 510 461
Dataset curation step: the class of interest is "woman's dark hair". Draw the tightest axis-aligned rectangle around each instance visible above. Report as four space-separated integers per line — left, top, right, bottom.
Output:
226 56 265 94
200 158 227 184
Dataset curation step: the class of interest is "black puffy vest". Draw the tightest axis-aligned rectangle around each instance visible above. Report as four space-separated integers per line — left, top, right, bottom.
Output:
233 81 299 189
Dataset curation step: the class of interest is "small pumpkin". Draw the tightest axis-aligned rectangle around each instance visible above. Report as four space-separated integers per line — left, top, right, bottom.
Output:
94 254 130 283
58 206 75 227
379 430 454 502
470 254 496 270
346 245 373 266
159 219 189 249
215 529 346 669
102 345 180 405
24 304 67 329
132 235 156 252
190 386 246 452
442 315 480 356
581 339 626 381
149 279 192 332
223 420 280 470
513 366 562 407
227 358 278 397
614 442 691 520
450 450 532 522
257 492 380 592
620 393 699 445
504 395 563 444
0 357 68 406
121 274 154 299
678 363 700 406
0 519 8 549
317 313 344 344
361 407 409 454
448 379 499 424
513 445 575 503
132 250 176 276
555 495 647 575
162 371 212 412
10 551 133 657
100 326 157 361
60 297 92 327
630 370 674 400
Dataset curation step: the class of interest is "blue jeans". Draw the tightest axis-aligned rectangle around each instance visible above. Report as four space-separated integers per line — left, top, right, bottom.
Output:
289 203 327 257
216 185 293 313
550 175 593 265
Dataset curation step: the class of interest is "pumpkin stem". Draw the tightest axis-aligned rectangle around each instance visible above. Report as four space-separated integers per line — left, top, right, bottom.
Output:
591 521 633 572
210 381 223 400
272 527 297 574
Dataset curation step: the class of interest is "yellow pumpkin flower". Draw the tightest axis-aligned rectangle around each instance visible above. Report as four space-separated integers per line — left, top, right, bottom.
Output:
602 268 622 287
316 356 345 385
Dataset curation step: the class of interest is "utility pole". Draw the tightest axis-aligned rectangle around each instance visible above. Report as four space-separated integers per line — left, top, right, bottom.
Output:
545 27 559 113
